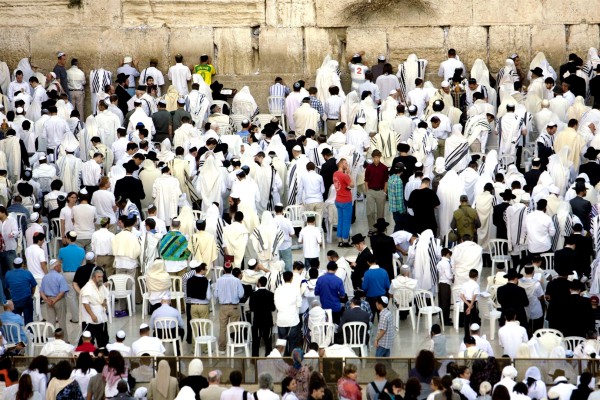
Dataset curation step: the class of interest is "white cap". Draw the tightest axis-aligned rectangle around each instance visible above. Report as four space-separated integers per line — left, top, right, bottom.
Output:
275 202 284 207
162 294 172 301
177 98 186 105
248 259 257 267
546 120 558 127
554 376 568 384
57 51 65 58
502 365 518 378
377 54 386 61
82 331 92 338
470 323 480 331
542 99 550 107
389 89 397 95
380 296 389 305
133 98 142 105
441 81 450 88
400 264 409 270
85 252 95 261
520 193 531 203
292 145 302 152
116 330 126 339
49 72 56 79
39 155 47 161
49 259 59 268
30 212 39 222
548 185 560 195
356 117 367 124
66 143 78 153
189 260 201 268
14 257 23 265
353 53 360 58
276 339 287 346
140 323 150 330
15 107 24 114
124 56 133 63
242 119 250 125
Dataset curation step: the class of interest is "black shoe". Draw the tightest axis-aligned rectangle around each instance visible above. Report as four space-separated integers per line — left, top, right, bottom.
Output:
342 242 353 248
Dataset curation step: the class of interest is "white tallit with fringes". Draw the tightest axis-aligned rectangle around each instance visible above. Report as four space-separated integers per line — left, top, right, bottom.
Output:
413 229 440 293
251 211 284 264
474 190 497 252
551 201 578 251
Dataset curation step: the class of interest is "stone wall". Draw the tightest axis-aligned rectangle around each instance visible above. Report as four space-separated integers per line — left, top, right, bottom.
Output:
1 0 600 113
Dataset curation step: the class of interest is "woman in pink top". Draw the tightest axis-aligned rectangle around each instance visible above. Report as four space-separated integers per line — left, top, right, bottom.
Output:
333 158 354 247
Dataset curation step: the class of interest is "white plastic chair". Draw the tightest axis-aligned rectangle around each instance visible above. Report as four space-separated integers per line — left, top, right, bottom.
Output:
479 293 501 340
284 205 305 229
33 286 42 320
1 323 22 346
109 274 135 316
489 239 511 276
50 218 62 259
232 101 256 119
138 276 150 318
301 211 323 226
533 328 564 339
230 114 248 133
25 322 54 357
190 318 217 357
499 154 516 170
562 336 585 352
212 100 229 112
451 287 464 332
311 322 335 348
342 321 368 357
414 290 444 333
267 96 286 129
226 321 251 357
171 276 185 314
154 317 182 356
540 252 554 271
253 114 275 128
192 210 205 221
393 289 416 331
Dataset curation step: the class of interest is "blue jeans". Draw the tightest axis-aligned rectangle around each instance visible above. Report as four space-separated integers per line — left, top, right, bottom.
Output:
0 250 16 301
13 297 33 325
279 248 293 272
305 258 319 270
335 201 353 240
375 346 390 357
392 212 409 232
277 325 299 356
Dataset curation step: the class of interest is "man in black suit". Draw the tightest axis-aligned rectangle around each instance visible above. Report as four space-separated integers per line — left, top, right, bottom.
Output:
493 189 515 240
350 234 372 290
370 218 397 280
590 66 600 105
336 297 370 343
114 158 145 212
559 53 579 84
249 276 275 356
570 183 592 231
555 235 577 277
571 224 594 278
320 148 337 200
524 158 543 189
565 279 595 337
497 269 529 327
579 147 600 187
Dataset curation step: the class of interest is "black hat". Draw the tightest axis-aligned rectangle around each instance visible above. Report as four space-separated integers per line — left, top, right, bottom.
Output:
373 218 389 231
531 67 544 77
116 73 128 83
584 147 600 160
500 189 516 200
350 233 366 245
467 78 477 85
595 65 600 73
504 269 523 280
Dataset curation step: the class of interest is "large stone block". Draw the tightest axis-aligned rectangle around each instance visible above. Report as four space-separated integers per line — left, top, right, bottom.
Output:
447 26 489 73
531 25 566 68
81 0 121 27
0 29 32 71
388 27 445 78
266 0 316 27
474 0 543 25
346 29 387 68
0 0 80 27
258 28 303 74
122 0 264 28
169 28 215 69
545 0 600 24
567 24 600 61
214 28 255 75
304 28 346 75
488 25 531 71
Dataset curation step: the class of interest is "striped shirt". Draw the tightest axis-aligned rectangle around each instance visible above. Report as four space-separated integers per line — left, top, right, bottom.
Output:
269 83 290 113
377 308 394 349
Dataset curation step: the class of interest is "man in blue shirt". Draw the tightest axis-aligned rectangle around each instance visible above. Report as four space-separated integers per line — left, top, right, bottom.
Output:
0 301 28 344
315 261 346 324
362 254 390 321
4 257 36 324
150 295 185 355
214 266 244 353
58 231 85 324
40 259 70 342
237 119 250 141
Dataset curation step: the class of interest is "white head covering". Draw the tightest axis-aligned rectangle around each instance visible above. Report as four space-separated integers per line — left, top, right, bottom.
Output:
471 59 491 87
158 138 174 163
232 86 258 117
13 58 34 82
188 359 204 376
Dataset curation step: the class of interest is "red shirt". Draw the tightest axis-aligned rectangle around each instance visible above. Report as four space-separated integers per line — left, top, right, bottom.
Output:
333 171 352 203
75 342 97 353
365 162 389 190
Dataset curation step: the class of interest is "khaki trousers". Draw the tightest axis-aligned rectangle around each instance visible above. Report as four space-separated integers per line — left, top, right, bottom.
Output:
96 255 115 277
191 304 210 319
71 91 85 118
43 298 68 341
326 119 339 136
63 272 79 323
366 189 387 229
303 202 324 227
470 139 481 153
218 304 240 351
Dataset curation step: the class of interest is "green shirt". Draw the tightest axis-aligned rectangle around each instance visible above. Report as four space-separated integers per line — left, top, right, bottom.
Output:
193 64 216 85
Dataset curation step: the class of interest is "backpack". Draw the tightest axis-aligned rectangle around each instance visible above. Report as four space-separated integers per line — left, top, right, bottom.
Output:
370 382 383 400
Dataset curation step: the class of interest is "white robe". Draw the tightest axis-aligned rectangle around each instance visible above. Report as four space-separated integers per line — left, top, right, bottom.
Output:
459 167 480 205
293 104 320 137
451 241 483 288
474 191 496 252
223 221 249 268
152 174 182 225
196 155 226 212
437 171 466 237
56 154 83 193
412 229 439 292
444 126 470 172
286 155 309 206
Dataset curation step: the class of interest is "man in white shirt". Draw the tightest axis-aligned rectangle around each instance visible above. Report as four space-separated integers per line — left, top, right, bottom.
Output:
298 216 322 267
67 58 86 117
127 99 156 139
406 78 429 118
328 250 353 299
8 71 29 106
91 218 116 275
42 105 71 155
438 49 466 81
460 269 480 336
131 323 166 356
324 86 345 134
72 192 96 252
230 170 260 212
111 128 129 163
106 330 132 356
25 232 47 283
561 81 576 107
139 58 165 96
40 328 74 356
299 162 325 226
524 199 556 256
274 271 302 355
95 101 120 149
273 203 294 272
519 265 545 333
458 323 495 356
168 54 192 95
82 153 103 194
346 118 370 153
498 308 528 358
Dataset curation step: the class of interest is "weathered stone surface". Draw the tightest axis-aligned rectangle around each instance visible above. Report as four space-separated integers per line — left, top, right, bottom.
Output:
388 27 445 79
474 0 543 25
447 26 488 74
488 26 531 71
531 25 567 68
169 28 215 69
81 0 121 27
122 0 264 28
346 29 387 68
567 24 600 61
266 0 316 27
304 28 346 75
214 28 255 75
0 29 31 69
258 28 303 74
544 0 600 24
0 0 80 27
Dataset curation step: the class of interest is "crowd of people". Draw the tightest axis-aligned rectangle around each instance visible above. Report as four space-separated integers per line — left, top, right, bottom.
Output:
0 44 600 398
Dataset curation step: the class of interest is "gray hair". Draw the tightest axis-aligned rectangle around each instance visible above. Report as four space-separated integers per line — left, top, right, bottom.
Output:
208 370 222 383
258 373 273 390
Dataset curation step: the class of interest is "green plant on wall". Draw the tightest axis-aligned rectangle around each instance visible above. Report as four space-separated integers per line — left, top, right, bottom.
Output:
68 0 83 8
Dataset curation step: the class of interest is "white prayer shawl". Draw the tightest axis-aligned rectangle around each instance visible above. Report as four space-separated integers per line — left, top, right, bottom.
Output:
409 127 437 166
14 58 34 83
232 86 259 119
0 61 10 96
293 104 320 137
337 145 364 200
56 154 82 193
464 114 492 153
0 135 21 181
140 231 162 273
437 171 465 237
498 112 525 156
371 120 399 167
157 138 175 164
266 135 289 163
547 152 571 196
341 91 360 125
451 241 483 288
251 211 284 264
357 96 378 134
531 171 554 204
186 90 209 126
286 155 309 206
591 256 600 294
533 108 558 135
471 59 491 87
459 167 480 205
56 99 70 121
391 115 414 143
413 229 439 292
527 52 557 81
91 143 113 179
205 204 227 257
444 124 470 172
567 96 590 121
549 96 569 123
223 221 249 268
551 201 578 251
152 174 182 225
528 77 546 104
26 85 46 122
197 155 225 212
504 165 526 188
218 134 243 158
253 162 275 213
80 280 109 324
271 156 287 199
379 96 399 122
583 48 600 79
497 59 519 99
474 191 496 252
173 123 195 150
506 203 530 255
397 54 428 101
315 56 344 103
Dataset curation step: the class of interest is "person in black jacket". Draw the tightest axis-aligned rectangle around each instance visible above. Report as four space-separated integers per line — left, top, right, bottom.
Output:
571 225 594 277
496 269 529 327
590 66 600 104
579 146 600 187
493 190 514 240
114 160 145 212
249 276 275 356
320 148 337 200
570 183 592 231
571 372 594 400
370 219 397 280
350 234 373 290
564 280 595 337
337 296 370 344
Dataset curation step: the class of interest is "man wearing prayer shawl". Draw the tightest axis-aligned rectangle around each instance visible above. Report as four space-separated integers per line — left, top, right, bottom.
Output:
223 211 249 269
498 104 527 158
411 229 439 293
27 77 47 122
186 83 210 126
196 154 226 213
159 219 190 275
424 82 453 119
80 268 110 348
553 120 586 169
251 211 284 270
173 117 196 150
112 215 142 307
139 218 162 274
551 201 581 251
169 147 200 209
286 146 309 206
139 157 161 210
397 54 428 102
152 165 182 228
474 183 496 255
409 121 437 177
444 125 470 172
506 192 531 269
459 161 480 205
371 120 400 167
533 100 562 135
188 219 217 274
95 101 120 149
56 143 82 193
451 235 483 288
549 90 569 123
437 170 466 238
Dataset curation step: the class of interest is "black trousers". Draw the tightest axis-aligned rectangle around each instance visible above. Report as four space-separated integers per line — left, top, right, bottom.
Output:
82 322 109 349
438 282 452 325
252 324 273 356
185 303 192 344
463 301 480 336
